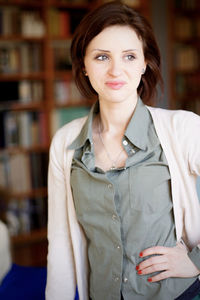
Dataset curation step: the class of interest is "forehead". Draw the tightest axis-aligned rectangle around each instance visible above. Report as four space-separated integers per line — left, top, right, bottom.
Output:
86 25 143 52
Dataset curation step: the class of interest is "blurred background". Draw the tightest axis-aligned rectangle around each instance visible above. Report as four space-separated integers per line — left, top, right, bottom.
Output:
0 0 199 268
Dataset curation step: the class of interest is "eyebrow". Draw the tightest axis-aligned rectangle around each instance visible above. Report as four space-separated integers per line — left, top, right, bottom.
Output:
91 48 138 53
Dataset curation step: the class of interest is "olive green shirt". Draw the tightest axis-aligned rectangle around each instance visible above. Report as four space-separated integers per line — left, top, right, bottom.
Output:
70 99 196 300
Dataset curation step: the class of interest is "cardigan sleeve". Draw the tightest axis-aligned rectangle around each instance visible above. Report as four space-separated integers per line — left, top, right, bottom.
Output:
181 111 200 272
45 132 76 300
183 111 200 176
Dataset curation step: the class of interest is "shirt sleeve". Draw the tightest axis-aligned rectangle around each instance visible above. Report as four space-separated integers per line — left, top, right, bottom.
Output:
45 132 76 300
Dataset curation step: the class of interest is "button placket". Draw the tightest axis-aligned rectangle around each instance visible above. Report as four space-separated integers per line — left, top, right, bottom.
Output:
112 214 117 221
123 277 128 283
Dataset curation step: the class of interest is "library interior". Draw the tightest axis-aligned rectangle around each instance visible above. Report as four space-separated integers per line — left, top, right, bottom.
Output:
0 0 200 298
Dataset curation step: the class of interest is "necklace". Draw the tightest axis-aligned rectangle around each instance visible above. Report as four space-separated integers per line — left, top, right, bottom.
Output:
98 118 124 170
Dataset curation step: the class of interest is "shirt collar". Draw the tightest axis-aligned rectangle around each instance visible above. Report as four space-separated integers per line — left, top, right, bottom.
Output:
125 98 151 151
68 101 99 150
69 97 153 151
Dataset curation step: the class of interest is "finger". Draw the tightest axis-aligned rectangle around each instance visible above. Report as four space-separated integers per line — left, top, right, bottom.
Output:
140 246 171 258
138 263 168 275
137 255 167 271
147 270 171 283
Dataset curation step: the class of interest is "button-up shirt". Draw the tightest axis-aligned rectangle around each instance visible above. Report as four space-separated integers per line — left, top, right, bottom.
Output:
70 99 196 300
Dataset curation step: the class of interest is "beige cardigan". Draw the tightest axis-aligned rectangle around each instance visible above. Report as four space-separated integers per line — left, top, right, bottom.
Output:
46 106 200 300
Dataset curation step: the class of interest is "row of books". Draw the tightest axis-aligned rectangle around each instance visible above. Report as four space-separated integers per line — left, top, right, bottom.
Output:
48 9 70 37
0 42 42 74
0 151 48 193
0 111 48 148
175 17 200 40
0 80 43 104
175 73 200 96
174 0 200 10
54 79 84 105
174 45 199 71
1 197 47 236
51 40 72 70
0 7 45 37
51 106 89 136
48 7 87 37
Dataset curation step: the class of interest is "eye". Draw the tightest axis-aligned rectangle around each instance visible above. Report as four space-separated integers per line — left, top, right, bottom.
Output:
95 54 109 61
125 54 135 61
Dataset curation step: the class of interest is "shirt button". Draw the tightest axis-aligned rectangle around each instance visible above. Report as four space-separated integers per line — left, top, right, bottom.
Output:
114 276 119 282
123 140 128 146
108 184 112 189
116 245 121 250
131 149 135 154
123 277 128 283
112 214 117 221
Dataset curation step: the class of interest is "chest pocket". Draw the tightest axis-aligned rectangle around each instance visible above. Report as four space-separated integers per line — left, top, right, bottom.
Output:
129 163 171 214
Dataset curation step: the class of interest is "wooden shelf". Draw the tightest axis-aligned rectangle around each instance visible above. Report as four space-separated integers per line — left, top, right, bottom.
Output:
0 36 46 41
0 73 45 81
0 0 44 8
0 101 45 111
8 187 47 200
49 1 89 10
11 228 47 267
0 145 49 153
12 228 47 246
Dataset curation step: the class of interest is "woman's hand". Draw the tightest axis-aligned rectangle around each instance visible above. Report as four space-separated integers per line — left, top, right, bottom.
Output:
136 242 200 282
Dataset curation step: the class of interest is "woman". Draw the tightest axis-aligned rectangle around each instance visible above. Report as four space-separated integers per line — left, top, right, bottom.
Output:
46 2 200 300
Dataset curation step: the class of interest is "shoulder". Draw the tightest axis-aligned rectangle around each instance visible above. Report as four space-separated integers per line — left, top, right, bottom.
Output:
146 106 200 129
50 116 87 153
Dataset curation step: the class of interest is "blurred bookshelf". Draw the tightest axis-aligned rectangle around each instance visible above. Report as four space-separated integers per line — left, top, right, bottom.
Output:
0 0 151 266
169 0 200 114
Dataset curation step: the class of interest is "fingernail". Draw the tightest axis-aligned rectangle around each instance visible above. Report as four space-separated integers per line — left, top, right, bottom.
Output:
147 278 152 282
139 252 143 257
136 266 139 271
138 270 142 275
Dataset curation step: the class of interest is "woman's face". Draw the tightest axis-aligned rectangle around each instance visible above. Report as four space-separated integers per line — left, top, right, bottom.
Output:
84 25 146 104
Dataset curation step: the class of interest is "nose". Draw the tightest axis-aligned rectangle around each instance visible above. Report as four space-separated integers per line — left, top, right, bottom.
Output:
108 59 122 77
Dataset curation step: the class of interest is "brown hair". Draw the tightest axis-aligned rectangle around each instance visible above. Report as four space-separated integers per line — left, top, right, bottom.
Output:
71 1 163 105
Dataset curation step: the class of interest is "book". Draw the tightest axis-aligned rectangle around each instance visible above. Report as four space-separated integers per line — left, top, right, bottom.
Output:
5 196 47 236
174 45 199 71
48 9 70 37
8 152 32 193
3 111 47 148
52 40 72 70
21 11 45 37
4 111 19 147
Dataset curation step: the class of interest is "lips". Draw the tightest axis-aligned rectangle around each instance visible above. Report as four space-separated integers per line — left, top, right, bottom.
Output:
105 81 126 90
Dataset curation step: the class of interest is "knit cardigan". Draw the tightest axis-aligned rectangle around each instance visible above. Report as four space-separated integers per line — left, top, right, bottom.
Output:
46 106 200 300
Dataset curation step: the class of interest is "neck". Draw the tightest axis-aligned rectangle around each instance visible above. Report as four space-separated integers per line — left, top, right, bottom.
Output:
98 96 138 134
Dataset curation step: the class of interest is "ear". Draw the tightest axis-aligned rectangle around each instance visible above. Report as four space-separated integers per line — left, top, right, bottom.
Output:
142 63 147 75
83 69 88 76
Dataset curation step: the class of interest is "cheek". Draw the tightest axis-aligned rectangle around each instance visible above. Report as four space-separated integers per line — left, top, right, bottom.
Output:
87 68 104 87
